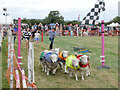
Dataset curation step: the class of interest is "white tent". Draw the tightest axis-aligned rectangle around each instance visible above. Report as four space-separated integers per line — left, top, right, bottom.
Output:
107 22 120 27
114 23 120 26
0 16 13 25
107 22 116 27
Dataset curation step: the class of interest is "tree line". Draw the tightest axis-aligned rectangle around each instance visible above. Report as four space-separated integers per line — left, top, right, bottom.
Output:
13 10 120 26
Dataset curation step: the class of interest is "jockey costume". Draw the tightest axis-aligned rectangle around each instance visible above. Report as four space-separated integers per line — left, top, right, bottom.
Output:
66 55 80 70
44 52 58 63
77 55 90 68
58 52 68 64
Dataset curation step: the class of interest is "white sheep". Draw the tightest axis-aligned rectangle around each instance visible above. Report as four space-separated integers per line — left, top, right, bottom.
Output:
65 55 80 81
77 55 90 80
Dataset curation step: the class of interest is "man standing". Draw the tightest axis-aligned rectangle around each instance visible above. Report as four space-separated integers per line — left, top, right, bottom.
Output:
47 28 56 49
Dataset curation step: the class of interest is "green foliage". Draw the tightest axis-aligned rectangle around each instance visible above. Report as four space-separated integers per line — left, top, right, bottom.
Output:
65 20 80 25
105 16 120 26
44 10 64 24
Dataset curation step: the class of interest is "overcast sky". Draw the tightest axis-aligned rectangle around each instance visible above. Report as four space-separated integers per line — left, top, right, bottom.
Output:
0 0 119 22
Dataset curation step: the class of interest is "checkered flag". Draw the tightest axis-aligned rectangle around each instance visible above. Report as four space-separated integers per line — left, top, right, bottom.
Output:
81 0 105 25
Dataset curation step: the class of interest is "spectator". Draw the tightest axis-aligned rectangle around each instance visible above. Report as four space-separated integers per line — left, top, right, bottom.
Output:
24 28 31 48
46 28 56 49
11 30 17 43
34 30 41 46
33 23 38 31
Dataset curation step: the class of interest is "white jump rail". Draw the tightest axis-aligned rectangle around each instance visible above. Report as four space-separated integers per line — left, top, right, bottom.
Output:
15 69 20 88
10 36 14 89
28 42 34 88
21 69 27 88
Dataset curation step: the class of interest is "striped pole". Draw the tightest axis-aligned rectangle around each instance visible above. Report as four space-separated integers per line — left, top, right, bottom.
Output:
21 69 27 88
97 20 110 69
15 69 20 88
10 37 14 89
7 29 11 68
101 20 105 66
18 18 21 64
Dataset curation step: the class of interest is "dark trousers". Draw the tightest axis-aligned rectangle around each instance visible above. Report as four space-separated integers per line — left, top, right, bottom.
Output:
49 38 54 49
0 46 1 53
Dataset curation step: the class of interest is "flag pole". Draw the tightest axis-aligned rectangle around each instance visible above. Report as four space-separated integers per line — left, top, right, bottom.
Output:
97 20 110 69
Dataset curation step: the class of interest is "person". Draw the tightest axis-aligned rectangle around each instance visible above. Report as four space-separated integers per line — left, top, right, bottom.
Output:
33 23 38 31
46 28 56 49
34 30 41 46
24 28 31 48
21 29 26 40
29 23 32 30
11 29 16 43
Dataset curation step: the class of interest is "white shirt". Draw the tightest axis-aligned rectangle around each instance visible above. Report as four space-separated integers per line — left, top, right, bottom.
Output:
35 33 40 38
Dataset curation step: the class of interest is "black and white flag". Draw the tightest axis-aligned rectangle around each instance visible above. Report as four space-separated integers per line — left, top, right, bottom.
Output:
81 0 105 25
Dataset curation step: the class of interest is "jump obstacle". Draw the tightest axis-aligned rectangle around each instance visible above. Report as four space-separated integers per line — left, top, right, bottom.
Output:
5 18 37 89
97 20 110 69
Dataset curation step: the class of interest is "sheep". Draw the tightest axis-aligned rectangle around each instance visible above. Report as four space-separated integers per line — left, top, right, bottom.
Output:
51 48 60 54
65 55 80 81
58 51 69 72
44 52 58 75
77 55 90 80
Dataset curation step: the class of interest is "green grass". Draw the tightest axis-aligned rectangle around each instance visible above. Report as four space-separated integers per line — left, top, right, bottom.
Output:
0 42 2 89
2 36 118 88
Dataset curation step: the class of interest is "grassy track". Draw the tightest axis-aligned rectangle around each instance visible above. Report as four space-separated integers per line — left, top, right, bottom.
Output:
2 36 118 88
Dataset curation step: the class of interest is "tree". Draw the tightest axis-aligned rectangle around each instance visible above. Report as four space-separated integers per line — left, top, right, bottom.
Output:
44 10 64 24
22 18 29 24
105 16 120 26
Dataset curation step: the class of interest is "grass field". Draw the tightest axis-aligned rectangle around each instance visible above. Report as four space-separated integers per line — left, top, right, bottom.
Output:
2 36 118 88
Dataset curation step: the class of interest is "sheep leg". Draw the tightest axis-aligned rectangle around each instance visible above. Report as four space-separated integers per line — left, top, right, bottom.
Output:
52 67 57 75
69 70 73 77
47 68 50 75
86 69 90 76
75 70 78 81
42 61 45 71
87 70 90 76
80 70 85 80
64 64 67 74
42 65 45 72
39 60 41 66
59 62 63 70
45 65 47 73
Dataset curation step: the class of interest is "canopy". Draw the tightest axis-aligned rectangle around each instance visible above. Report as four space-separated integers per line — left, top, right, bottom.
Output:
0 16 13 25
49 23 56 26
107 22 120 27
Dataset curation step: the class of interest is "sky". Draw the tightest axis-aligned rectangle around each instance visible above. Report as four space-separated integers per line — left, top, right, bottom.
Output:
0 0 119 22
